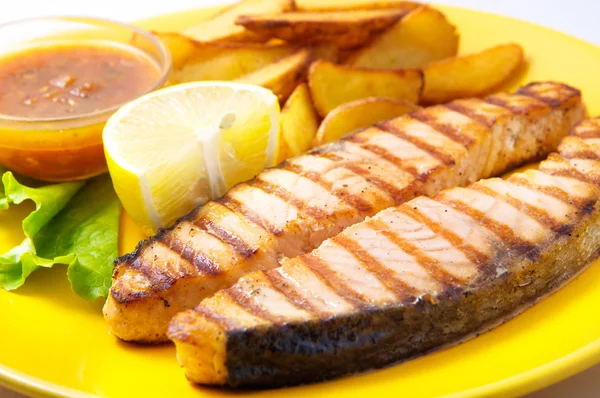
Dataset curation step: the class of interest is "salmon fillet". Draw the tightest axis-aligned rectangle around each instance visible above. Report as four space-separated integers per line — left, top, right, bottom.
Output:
104 82 583 342
169 117 600 387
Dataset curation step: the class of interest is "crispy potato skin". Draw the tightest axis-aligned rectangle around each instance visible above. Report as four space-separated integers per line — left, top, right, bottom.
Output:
293 0 420 12
183 0 294 43
170 42 296 84
422 43 525 104
346 6 459 69
278 83 320 162
235 9 410 49
235 49 314 102
308 60 423 116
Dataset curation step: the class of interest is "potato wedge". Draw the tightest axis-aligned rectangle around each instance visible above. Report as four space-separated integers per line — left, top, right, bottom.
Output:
314 97 419 145
422 43 524 104
236 49 314 102
236 9 409 49
184 0 293 43
346 6 459 69
153 32 199 70
294 0 419 12
311 44 340 62
278 83 319 162
308 60 423 116
172 43 296 84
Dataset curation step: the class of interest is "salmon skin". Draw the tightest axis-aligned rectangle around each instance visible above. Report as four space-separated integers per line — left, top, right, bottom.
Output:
104 82 583 342
169 117 600 387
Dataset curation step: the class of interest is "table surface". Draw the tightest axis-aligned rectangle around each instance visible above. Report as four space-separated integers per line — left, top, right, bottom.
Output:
1 0 599 397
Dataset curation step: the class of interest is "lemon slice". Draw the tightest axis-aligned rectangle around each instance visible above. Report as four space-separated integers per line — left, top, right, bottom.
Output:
103 81 280 233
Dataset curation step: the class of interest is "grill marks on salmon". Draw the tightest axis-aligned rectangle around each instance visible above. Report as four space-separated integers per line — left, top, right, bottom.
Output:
169 117 600 387
104 82 583 342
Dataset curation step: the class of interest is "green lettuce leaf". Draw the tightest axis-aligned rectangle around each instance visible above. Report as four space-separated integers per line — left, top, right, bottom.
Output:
0 172 120 300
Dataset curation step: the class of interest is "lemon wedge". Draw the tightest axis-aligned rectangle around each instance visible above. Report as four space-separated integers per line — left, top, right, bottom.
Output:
103 81 280 233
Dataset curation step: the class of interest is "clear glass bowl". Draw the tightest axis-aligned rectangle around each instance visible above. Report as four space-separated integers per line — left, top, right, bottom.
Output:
0 16 171 181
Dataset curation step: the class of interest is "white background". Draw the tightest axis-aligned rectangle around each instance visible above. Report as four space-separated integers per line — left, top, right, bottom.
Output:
1 1 599 397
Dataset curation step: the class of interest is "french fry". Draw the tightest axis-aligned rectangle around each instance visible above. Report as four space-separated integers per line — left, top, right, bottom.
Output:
294 0 419 12
346 6 459 69
312 44 341 62
308 60 423 117
278 83 319 163
314 97 419 145
422 43 524 104
172 43 296 84
153 32 199 70
236 9 409 49
184 0 293 43
236 49 314 102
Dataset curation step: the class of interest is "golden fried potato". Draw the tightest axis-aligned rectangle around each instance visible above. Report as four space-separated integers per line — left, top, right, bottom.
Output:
314 97 419 145
236 49 314 102
172 43 296 84
346 6 458 69
153 32 199 70
184 0 293 43
236 9 409 49
422 43 524 104
311 44 341 62
278 83 319 162
308 60 423 116
295 0 419 12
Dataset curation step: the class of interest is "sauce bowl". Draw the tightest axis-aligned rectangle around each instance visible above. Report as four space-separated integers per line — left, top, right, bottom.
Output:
0 16 171 181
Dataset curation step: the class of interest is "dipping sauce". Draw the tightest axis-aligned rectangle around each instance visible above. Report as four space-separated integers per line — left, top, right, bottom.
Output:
0 42 160 119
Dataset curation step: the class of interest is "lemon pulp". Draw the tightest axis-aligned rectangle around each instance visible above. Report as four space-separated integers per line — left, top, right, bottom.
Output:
103 81 280 233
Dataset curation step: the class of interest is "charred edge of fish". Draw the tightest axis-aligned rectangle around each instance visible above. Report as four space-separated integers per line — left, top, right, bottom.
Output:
581 198 598 215
221 221 600 387
377 120 457 166
128 255 176 291
444 101 495 128
409 109 475 148
112 205 203 271
109 284 157 305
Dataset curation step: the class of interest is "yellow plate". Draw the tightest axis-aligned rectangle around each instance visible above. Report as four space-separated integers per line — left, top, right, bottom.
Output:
2 5 600 398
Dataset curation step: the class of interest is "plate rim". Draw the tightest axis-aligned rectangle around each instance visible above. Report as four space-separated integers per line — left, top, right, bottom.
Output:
2 4 600 398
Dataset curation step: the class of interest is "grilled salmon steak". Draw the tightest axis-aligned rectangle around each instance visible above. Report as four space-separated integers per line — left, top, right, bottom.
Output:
169 117 600 387
105 82 583 342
